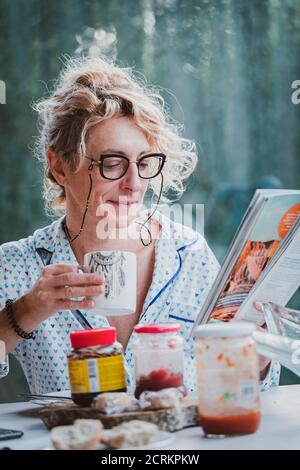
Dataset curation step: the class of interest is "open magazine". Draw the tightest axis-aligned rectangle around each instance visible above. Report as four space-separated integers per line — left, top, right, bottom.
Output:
192 189 300 330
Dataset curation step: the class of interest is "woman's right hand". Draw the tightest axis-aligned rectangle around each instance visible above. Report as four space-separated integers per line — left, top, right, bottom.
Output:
22 264 105 324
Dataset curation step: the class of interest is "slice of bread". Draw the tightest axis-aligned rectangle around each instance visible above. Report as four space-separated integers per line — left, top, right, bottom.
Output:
101 420 158 449
92 392 138 413
139 388 182 410
51 419 103 450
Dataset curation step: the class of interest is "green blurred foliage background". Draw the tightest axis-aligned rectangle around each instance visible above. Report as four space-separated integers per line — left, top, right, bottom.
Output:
1 0 300 401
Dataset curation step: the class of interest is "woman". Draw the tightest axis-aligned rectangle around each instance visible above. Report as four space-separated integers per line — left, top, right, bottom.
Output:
0 57 279 394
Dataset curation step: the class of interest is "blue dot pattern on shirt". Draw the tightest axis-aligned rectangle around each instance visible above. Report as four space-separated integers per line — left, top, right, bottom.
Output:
0 213 280 394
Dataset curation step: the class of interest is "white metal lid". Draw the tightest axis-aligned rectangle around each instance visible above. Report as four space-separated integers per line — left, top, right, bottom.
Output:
193 322 256 338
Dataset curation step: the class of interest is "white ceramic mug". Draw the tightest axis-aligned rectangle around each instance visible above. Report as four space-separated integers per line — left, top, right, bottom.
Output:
83 250 136 316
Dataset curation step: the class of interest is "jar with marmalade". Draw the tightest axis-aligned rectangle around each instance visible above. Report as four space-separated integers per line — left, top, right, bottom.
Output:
133 323 186 398
194 322 261 437
67 328 127 406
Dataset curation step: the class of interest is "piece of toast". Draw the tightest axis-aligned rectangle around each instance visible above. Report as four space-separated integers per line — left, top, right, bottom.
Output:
51 419 103 450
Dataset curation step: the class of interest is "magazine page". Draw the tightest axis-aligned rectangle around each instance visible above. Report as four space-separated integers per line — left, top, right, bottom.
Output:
194 193 266 326
236 218 300 324
206 194 300 323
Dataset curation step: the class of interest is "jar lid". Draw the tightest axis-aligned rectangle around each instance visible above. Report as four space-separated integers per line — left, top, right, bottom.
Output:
70 328 116 348
193 322 256 338
134 323 181 334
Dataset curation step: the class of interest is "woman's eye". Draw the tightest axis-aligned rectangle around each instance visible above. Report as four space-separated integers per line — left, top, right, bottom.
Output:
105 163 121 168
104 160 123 168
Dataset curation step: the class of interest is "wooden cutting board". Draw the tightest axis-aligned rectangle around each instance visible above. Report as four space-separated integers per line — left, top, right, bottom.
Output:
27 397 200 432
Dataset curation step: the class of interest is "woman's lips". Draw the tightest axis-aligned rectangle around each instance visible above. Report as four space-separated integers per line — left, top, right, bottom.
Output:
107 200 139 206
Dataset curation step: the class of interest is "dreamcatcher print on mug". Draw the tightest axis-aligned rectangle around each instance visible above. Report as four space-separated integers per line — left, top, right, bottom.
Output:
88 252 126 299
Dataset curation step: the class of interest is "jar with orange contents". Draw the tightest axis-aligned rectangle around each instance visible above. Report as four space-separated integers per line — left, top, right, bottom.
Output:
194 322 261 438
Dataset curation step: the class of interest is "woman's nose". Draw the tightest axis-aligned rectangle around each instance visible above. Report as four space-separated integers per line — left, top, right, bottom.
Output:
121 162 142 192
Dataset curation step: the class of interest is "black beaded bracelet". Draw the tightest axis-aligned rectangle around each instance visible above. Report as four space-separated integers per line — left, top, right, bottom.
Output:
5 299 35 340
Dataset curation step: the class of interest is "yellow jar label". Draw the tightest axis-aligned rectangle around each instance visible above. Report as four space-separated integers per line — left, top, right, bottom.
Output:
68 355 126 394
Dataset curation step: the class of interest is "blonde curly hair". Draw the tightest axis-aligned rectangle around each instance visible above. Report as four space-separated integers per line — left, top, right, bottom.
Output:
33 56 198 216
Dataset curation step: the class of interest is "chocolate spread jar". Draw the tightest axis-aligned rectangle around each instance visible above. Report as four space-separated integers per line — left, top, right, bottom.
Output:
67 328 127 406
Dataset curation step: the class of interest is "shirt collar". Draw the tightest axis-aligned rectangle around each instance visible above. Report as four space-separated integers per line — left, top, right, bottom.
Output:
33 216 76 265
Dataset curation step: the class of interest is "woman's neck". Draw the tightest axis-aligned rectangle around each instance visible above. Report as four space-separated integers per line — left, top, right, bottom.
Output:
64 213 160 265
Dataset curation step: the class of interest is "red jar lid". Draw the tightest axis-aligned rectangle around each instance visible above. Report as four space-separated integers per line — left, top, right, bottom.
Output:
70 328 116 348
134 323 181 334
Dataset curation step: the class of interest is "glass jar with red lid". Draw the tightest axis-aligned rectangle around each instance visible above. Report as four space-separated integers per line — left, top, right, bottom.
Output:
132 323 185 398
67 327 126 406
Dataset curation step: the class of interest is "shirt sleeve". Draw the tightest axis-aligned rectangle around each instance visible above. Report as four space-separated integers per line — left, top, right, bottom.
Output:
0 245 5 311
260 360 281 391
183 341 198 394
186 235 220 287
0 244 26 366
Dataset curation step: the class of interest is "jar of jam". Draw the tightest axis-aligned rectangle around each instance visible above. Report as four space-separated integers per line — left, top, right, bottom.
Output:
133 323 185 398
194 322 261 437
67 327 127 406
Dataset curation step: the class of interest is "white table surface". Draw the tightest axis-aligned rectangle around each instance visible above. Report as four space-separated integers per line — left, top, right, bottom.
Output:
0 384 300 450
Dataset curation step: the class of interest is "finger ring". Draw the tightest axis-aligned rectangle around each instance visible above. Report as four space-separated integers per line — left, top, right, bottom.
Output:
64 285 70 299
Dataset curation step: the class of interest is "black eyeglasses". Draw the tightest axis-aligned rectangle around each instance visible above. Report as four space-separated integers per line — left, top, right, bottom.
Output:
85 153 166 180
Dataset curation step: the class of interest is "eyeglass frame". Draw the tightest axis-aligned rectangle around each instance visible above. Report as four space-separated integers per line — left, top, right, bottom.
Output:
85 153 166 181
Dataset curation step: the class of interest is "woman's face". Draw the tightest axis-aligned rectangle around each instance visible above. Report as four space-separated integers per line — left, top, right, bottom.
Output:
64 116 151 231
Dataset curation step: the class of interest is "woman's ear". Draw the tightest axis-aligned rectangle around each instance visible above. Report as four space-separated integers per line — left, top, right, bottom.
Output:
46 148 67 186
